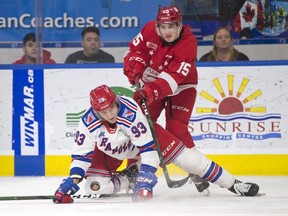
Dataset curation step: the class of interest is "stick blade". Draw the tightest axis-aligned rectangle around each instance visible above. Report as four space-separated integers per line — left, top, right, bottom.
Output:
167 175 190 188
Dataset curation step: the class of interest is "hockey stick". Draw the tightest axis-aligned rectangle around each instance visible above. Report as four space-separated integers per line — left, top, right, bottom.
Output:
0 193 132 201
135 83 190 188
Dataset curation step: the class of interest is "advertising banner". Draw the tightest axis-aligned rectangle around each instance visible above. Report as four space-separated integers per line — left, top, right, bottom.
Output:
0 0 287 45
1 62 288 176
12 69 45 175
0 0 166 43
0 69 13 155
192 65 288 154
41 64 288 156
44 67 133 155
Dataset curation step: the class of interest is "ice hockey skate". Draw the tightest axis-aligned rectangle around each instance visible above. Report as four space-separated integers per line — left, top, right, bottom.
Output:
189 174 210 195
228 179 259 196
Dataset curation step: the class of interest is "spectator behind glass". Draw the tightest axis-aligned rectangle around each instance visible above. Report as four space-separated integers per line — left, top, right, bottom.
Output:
199 26 249 62
65 26 115 63
12 32 56 64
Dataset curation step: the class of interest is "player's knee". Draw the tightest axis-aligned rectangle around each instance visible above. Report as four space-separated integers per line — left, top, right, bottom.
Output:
174 148 211 176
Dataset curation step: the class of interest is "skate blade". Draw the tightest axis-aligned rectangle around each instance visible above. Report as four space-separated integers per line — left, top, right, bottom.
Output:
199 189 210 196
256 191 266 197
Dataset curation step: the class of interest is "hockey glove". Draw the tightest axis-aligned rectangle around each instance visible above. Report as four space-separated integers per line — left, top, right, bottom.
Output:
123 56 146 85
53 177 80 204
134 83 159 106
117 163 139 190
133 164 158 202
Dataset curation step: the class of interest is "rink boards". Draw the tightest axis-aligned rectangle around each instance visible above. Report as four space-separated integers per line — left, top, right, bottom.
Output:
0 62 288 176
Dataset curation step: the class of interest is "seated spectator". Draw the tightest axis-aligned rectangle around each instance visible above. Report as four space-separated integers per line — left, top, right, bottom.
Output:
12 32 56 64
65 26 115 63
199 26 249 62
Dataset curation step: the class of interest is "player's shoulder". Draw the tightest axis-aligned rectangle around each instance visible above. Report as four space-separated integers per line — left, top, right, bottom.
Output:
182 26 197 43
117 95 140 123
173 26 197 57
142 20 157 34
144 20 156 28
81 107 101 127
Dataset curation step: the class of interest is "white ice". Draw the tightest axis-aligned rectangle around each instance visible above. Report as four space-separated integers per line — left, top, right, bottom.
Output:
0 176 287 216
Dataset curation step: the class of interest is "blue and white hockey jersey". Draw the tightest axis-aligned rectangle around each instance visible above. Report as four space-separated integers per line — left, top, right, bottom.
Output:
69 95 159 178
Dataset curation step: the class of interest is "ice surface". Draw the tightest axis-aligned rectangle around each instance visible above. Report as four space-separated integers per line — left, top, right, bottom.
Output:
0 176 287 216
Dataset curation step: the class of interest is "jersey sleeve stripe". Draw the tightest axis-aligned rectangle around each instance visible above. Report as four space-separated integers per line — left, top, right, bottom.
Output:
159 71 178 93
140 140 155 148
71 152 93 163
88 120 102 132
164 142 186 164
118 96 138 111
139 140 156 154
117 116 132 127
139 147 157 154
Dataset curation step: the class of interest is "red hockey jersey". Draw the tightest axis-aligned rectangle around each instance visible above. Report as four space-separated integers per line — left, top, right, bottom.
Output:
124 20 198 97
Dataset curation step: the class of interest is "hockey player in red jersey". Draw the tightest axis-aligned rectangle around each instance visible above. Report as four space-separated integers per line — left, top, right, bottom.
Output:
124 6 198 149
123 6 260 197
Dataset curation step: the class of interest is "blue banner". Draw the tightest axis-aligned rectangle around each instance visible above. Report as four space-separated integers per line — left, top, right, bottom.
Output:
0 0 287 44
12 69 45 176
0 0 168 43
